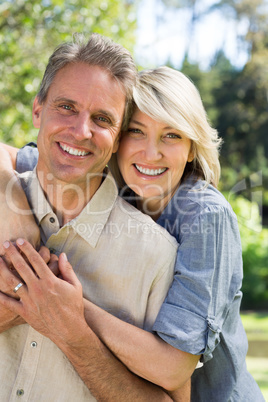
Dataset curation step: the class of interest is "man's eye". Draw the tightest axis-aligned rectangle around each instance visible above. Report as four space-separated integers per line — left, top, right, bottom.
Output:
61 105 72 110
98 116 109 123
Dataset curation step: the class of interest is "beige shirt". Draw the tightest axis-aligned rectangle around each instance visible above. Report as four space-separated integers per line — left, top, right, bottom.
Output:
0 170 177 402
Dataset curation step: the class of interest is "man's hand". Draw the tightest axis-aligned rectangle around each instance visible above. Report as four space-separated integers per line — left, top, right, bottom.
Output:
0 244 60 334
0 239 87 345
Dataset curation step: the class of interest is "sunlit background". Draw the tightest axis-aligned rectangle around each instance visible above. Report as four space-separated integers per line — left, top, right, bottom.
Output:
0 0 267 397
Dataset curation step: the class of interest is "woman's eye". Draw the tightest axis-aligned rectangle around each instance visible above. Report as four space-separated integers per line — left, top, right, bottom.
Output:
128 128 143 134
166 133 181 139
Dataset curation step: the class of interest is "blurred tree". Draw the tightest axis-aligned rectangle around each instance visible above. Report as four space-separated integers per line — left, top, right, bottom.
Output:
227 195 268 310
0 0 137 146
211 0 268 164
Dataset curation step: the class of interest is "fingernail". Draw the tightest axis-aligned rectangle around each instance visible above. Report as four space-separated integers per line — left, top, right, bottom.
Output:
17 238 24 246
62 253 68 261
3 241 10 249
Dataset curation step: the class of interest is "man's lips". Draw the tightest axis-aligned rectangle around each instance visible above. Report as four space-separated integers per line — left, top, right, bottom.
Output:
58 142 91 157
134 164 167 176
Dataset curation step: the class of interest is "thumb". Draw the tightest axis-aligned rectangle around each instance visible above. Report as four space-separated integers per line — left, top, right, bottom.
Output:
58 253 79 286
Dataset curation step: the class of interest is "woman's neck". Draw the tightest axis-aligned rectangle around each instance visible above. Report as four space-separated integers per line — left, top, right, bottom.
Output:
136 196 170 222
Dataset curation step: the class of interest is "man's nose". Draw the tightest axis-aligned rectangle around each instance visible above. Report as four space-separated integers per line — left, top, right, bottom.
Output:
73 113 92 140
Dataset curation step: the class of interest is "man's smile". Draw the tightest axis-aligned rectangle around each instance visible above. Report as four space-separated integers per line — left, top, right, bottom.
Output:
58 142 91 157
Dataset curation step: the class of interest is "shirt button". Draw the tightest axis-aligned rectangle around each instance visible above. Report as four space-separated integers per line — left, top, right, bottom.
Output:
49 248 56 254
16 389 24 396
31 341 37 348
49 217 55 223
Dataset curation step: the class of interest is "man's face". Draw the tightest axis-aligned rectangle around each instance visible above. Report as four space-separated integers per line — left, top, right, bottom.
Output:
33 62 126 190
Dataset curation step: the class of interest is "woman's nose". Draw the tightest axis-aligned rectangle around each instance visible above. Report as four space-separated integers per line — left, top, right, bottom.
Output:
144 140 162 161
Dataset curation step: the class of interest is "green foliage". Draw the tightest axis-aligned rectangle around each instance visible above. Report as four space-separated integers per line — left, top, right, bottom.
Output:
0 0 137 146
226 195 268 310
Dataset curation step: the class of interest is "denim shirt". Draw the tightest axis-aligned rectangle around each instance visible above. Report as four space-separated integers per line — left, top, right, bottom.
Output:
17 146 264 402
154 177 264 401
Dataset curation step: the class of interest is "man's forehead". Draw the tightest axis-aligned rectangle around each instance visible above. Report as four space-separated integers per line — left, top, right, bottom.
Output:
47 64 126 118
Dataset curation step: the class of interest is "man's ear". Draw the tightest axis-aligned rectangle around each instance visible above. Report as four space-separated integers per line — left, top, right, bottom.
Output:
112 135 120 153
32 96 43 128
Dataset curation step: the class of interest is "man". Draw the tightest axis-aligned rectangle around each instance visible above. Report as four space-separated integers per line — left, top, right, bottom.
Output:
0 33 180 401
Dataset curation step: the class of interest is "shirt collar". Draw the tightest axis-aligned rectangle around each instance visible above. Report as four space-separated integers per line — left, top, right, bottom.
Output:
20 168 119 248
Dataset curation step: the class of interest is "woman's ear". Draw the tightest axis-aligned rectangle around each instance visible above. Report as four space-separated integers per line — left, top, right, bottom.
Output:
188 152 194 163
32 96 43 128
188 143 195 163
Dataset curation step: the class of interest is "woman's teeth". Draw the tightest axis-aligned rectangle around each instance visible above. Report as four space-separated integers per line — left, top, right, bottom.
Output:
135 164 167 176
59 143 90 156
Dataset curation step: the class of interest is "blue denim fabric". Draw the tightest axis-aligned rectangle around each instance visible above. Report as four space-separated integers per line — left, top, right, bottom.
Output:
16 143 38 173
154 177 264 401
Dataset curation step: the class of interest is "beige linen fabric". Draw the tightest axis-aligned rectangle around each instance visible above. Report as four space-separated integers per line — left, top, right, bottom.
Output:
0 170 177 402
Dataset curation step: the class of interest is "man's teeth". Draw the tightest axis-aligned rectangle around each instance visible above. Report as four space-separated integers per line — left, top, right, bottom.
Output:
135 164 167 176
60 143 90 156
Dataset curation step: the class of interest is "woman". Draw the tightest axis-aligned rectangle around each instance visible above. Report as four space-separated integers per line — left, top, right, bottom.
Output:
1 67 264 401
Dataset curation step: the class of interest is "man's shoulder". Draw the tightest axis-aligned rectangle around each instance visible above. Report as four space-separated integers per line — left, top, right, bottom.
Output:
112 195 178 250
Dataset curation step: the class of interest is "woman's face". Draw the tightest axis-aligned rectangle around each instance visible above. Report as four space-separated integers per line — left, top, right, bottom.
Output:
117 108 193 214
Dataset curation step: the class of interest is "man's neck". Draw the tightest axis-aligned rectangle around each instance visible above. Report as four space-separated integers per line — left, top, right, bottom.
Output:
36 169 104 226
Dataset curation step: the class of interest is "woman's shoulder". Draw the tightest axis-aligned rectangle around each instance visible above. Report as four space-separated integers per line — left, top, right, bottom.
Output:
158 176 237 238
175 176 233 215
16 143 39 173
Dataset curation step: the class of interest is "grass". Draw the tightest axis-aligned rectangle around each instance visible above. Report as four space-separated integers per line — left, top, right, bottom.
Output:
241 312 268 401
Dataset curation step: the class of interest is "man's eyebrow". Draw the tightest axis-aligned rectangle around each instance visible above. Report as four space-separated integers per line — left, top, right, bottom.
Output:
53 99 116 123
97 109 117 124
54 97 79 105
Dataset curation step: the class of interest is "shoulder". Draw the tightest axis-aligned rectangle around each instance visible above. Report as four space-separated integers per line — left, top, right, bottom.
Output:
16 143 38 173
158 177 238 239
113 195 178 251
178 178 233 215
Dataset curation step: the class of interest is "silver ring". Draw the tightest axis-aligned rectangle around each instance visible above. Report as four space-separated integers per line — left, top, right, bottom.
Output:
13 282 24 293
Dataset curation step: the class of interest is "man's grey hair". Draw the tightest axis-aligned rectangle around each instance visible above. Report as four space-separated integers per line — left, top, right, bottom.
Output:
37 33 137 130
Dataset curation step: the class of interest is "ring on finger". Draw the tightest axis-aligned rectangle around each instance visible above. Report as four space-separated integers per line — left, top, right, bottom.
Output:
13 282 24 293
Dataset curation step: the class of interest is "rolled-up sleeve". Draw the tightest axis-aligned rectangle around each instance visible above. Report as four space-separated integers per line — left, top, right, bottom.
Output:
153 205 243 362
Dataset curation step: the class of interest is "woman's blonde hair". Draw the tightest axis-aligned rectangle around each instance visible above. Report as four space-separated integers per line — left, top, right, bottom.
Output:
109 66 222 187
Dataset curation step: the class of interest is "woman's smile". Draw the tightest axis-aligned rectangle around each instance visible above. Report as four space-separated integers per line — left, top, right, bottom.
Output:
133 163 168 177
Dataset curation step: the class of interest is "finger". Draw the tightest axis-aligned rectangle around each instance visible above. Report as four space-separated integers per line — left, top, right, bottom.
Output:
15 239 53 280
48 255 60 277
58 253 81 288
0 291 24 316
1 241 17 268
38 246 51 264
0 257 25 299
3 241 38 284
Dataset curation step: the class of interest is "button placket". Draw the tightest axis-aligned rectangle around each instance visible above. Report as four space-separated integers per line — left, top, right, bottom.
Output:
10 328 44 402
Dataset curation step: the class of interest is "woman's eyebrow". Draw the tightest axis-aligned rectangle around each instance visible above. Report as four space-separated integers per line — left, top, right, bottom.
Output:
129 119 146 127
130 119 174 131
